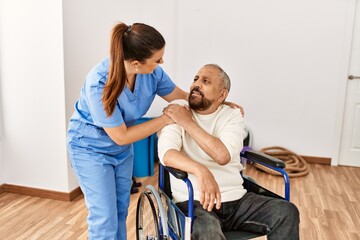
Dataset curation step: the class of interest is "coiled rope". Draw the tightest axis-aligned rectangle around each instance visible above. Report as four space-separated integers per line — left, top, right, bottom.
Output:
255 146 310 177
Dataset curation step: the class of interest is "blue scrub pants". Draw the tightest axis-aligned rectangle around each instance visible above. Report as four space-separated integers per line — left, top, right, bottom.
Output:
68 146 133 240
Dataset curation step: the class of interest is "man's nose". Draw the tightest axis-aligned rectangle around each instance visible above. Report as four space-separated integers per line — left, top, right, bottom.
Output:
193 81 202 88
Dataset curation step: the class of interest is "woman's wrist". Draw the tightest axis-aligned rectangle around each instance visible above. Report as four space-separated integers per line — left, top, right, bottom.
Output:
160 114 173 125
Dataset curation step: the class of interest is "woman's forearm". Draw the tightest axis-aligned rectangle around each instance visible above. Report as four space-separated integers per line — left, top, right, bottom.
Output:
104 114 172 145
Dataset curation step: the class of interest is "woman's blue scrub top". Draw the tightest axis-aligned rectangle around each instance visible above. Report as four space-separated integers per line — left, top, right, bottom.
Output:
67 57 175 156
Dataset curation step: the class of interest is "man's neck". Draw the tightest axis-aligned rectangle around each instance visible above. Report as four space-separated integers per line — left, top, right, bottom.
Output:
194 104 221 115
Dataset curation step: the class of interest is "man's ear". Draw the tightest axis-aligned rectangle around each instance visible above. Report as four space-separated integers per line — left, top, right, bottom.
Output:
219 89 229 103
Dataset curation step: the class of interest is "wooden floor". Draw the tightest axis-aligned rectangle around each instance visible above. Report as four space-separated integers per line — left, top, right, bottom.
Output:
0 162 359 240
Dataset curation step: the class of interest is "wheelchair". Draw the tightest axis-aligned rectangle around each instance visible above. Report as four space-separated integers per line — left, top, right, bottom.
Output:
136 147 290 240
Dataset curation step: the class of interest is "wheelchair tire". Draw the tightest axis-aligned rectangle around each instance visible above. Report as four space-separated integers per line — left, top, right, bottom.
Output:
136 191 160 240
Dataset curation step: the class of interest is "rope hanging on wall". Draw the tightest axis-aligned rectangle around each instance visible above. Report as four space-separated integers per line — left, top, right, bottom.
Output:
255 146 310 177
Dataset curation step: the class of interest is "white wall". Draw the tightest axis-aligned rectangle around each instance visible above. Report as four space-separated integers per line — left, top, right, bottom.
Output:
171 0 352 158
0 109 3 185
62 0 352 160
0 85 3 185
0 0 354 192
0 0 4 185
0 0 70 191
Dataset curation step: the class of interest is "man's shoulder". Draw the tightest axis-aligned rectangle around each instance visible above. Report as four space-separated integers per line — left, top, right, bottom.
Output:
170 99 189 106
219 104 243 118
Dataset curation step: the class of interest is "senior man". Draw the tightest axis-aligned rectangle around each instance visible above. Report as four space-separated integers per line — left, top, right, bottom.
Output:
158 64 299 240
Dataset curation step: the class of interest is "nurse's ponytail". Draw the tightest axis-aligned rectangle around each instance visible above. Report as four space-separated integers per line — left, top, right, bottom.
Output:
102 22 166 116
102 23 127 117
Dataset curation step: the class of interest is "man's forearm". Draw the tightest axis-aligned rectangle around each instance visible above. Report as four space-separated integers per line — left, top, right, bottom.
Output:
163 149 207 175
163 149 222 211
181 121 230 165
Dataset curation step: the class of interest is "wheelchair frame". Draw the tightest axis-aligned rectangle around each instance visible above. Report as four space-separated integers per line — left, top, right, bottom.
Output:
136 149 290 240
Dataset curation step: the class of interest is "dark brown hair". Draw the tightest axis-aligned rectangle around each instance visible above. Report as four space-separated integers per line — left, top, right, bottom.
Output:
102 22 166 116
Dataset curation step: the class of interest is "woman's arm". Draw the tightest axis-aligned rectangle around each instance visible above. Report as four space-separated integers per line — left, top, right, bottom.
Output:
223 101 244 117
163 86 244 116
103 86 187 145
161 86 189 102
104 114 172 145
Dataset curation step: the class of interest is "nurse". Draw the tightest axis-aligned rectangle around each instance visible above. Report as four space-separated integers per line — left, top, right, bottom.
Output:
67 21 242 239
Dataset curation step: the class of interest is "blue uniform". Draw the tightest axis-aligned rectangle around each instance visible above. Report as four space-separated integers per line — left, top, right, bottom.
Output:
67 57 175 240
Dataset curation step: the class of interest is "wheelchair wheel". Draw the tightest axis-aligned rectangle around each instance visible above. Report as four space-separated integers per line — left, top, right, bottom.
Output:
136 185 169 240
136 191 160 240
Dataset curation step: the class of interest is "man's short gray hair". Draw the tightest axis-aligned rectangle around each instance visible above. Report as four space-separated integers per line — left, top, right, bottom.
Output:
204 64 231 92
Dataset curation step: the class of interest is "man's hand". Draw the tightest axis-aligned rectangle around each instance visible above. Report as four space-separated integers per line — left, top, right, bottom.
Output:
163 104 193 127
194 166 222 211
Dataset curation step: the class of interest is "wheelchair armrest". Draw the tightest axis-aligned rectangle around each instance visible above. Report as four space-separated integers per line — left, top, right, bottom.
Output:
163 165 188 180
243 149 285 168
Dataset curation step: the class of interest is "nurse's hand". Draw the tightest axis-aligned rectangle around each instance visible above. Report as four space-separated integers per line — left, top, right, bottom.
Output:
163 104 193 127
223 101 244 117
161 113 175 125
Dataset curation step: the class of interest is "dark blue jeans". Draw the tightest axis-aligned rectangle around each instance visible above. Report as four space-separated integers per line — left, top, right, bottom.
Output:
176 192 299 240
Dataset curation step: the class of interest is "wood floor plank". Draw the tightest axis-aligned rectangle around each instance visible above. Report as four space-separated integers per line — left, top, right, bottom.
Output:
0 162 359 239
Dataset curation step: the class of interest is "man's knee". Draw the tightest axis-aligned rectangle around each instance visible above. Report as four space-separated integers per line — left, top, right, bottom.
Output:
285 201 299 222
275 200 300 225
191 204 226 240
192 220 225 240
284 201 300 219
